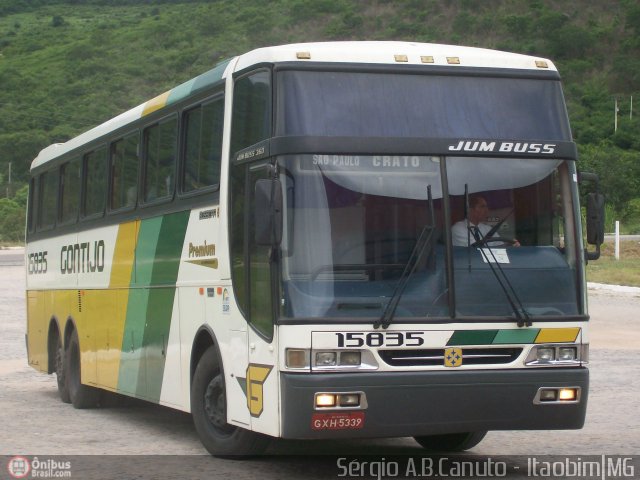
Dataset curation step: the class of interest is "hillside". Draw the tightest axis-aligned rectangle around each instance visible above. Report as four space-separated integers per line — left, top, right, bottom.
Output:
0 0 639 241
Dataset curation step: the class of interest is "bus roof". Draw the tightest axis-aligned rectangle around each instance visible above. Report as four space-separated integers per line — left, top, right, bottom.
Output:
234 41 556 71
31 41 556 171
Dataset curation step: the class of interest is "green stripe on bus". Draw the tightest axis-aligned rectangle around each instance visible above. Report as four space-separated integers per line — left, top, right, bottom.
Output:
149 211 190 286
142 287 177 401
190 59 230 94
166 59 231 106
447 330 498 346
448 328 550 345
118 212 189 400
166 79 197 107
134 216 164 287
118 217 162 395
118 288 150 395
492 329 540 344
142 211 189 401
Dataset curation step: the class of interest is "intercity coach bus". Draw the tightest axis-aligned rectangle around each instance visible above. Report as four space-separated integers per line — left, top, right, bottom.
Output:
25 42 604 456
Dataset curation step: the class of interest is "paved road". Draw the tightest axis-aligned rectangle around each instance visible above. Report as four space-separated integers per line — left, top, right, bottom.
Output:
604 234 640 242
1 249 638 479
0 248 23 267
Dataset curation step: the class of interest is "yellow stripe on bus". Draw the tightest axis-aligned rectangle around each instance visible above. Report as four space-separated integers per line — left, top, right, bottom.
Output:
535 327 580 343
88 220 140 390
142 90 171 116
110 221 139 288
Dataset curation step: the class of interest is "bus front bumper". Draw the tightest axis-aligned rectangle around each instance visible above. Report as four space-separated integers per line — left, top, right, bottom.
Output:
280 368 588 439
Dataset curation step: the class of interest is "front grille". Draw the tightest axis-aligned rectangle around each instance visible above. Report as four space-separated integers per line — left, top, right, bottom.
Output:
379 347 523 366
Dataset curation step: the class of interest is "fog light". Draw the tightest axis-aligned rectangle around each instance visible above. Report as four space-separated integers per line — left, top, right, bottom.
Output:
558 347 577 361
539 389 557 402
559 388 577 401
339 351 361 366
316 393 336 408
338 393 360 407
537 347 555 362
316 352 337 366
286 349 308 368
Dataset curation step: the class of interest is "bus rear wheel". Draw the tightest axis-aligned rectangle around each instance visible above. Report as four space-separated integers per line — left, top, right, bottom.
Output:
55 335 70 404
191 346 269 457
66 329 100 409
414 431 487 452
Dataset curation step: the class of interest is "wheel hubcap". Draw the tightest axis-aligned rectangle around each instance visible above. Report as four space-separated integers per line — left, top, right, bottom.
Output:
204 375 229 430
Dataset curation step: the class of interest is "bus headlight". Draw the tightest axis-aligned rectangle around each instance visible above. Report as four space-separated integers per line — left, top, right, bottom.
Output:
314 351 362 367
558 347 577 361
339 351 361 366
316 352 337 366
525 344 583 366
536 347 555 362
286 349 368 370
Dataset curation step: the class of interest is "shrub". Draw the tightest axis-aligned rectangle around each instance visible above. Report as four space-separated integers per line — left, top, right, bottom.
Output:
51 15 65 27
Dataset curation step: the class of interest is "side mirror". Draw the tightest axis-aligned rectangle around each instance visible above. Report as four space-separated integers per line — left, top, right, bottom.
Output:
586 192 605 246
579 172 604 261
254 178 283 246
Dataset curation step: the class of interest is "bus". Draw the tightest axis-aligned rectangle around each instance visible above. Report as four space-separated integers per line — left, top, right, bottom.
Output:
25 42 604 456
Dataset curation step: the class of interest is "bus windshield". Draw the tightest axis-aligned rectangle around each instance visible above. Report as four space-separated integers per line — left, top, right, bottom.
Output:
277 154 579 321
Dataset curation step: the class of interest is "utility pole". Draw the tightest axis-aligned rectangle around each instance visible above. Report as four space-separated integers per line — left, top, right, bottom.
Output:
614 98 618 132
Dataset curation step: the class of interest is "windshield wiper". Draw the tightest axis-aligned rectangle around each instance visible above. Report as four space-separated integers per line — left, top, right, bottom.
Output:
375 186 436 330
473 228 532 327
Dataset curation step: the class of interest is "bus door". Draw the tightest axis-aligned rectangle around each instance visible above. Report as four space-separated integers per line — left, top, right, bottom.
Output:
244 162 280 436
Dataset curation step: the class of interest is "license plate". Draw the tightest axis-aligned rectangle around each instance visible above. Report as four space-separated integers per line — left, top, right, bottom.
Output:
311 411 365 430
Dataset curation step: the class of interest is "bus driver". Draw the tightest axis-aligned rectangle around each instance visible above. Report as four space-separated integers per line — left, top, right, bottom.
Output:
452 195 521 247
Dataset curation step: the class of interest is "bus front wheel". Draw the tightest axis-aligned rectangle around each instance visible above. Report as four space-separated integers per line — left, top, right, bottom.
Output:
414 431 487 452
191 346 269 457
66 329 100 409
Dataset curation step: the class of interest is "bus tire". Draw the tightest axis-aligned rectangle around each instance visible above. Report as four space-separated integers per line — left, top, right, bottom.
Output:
55 335 71 404
414 431 487 452
66 329 100 409
191 346 269 457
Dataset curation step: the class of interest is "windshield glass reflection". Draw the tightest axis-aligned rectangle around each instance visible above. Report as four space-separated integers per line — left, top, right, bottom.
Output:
277 155 580 321
278 154 447 319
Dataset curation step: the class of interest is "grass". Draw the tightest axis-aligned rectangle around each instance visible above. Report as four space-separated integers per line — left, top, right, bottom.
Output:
586 240 640 287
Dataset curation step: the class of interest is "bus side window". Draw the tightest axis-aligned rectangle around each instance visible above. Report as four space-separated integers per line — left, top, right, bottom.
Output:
182 96 224 193
144 117 177 203
37 169 58 231
60 157 81 224
83 147 107 218
230 70 271 154
110 133 139 211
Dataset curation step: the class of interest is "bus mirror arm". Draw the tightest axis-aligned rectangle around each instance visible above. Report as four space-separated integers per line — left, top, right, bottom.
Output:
254 178 283 247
